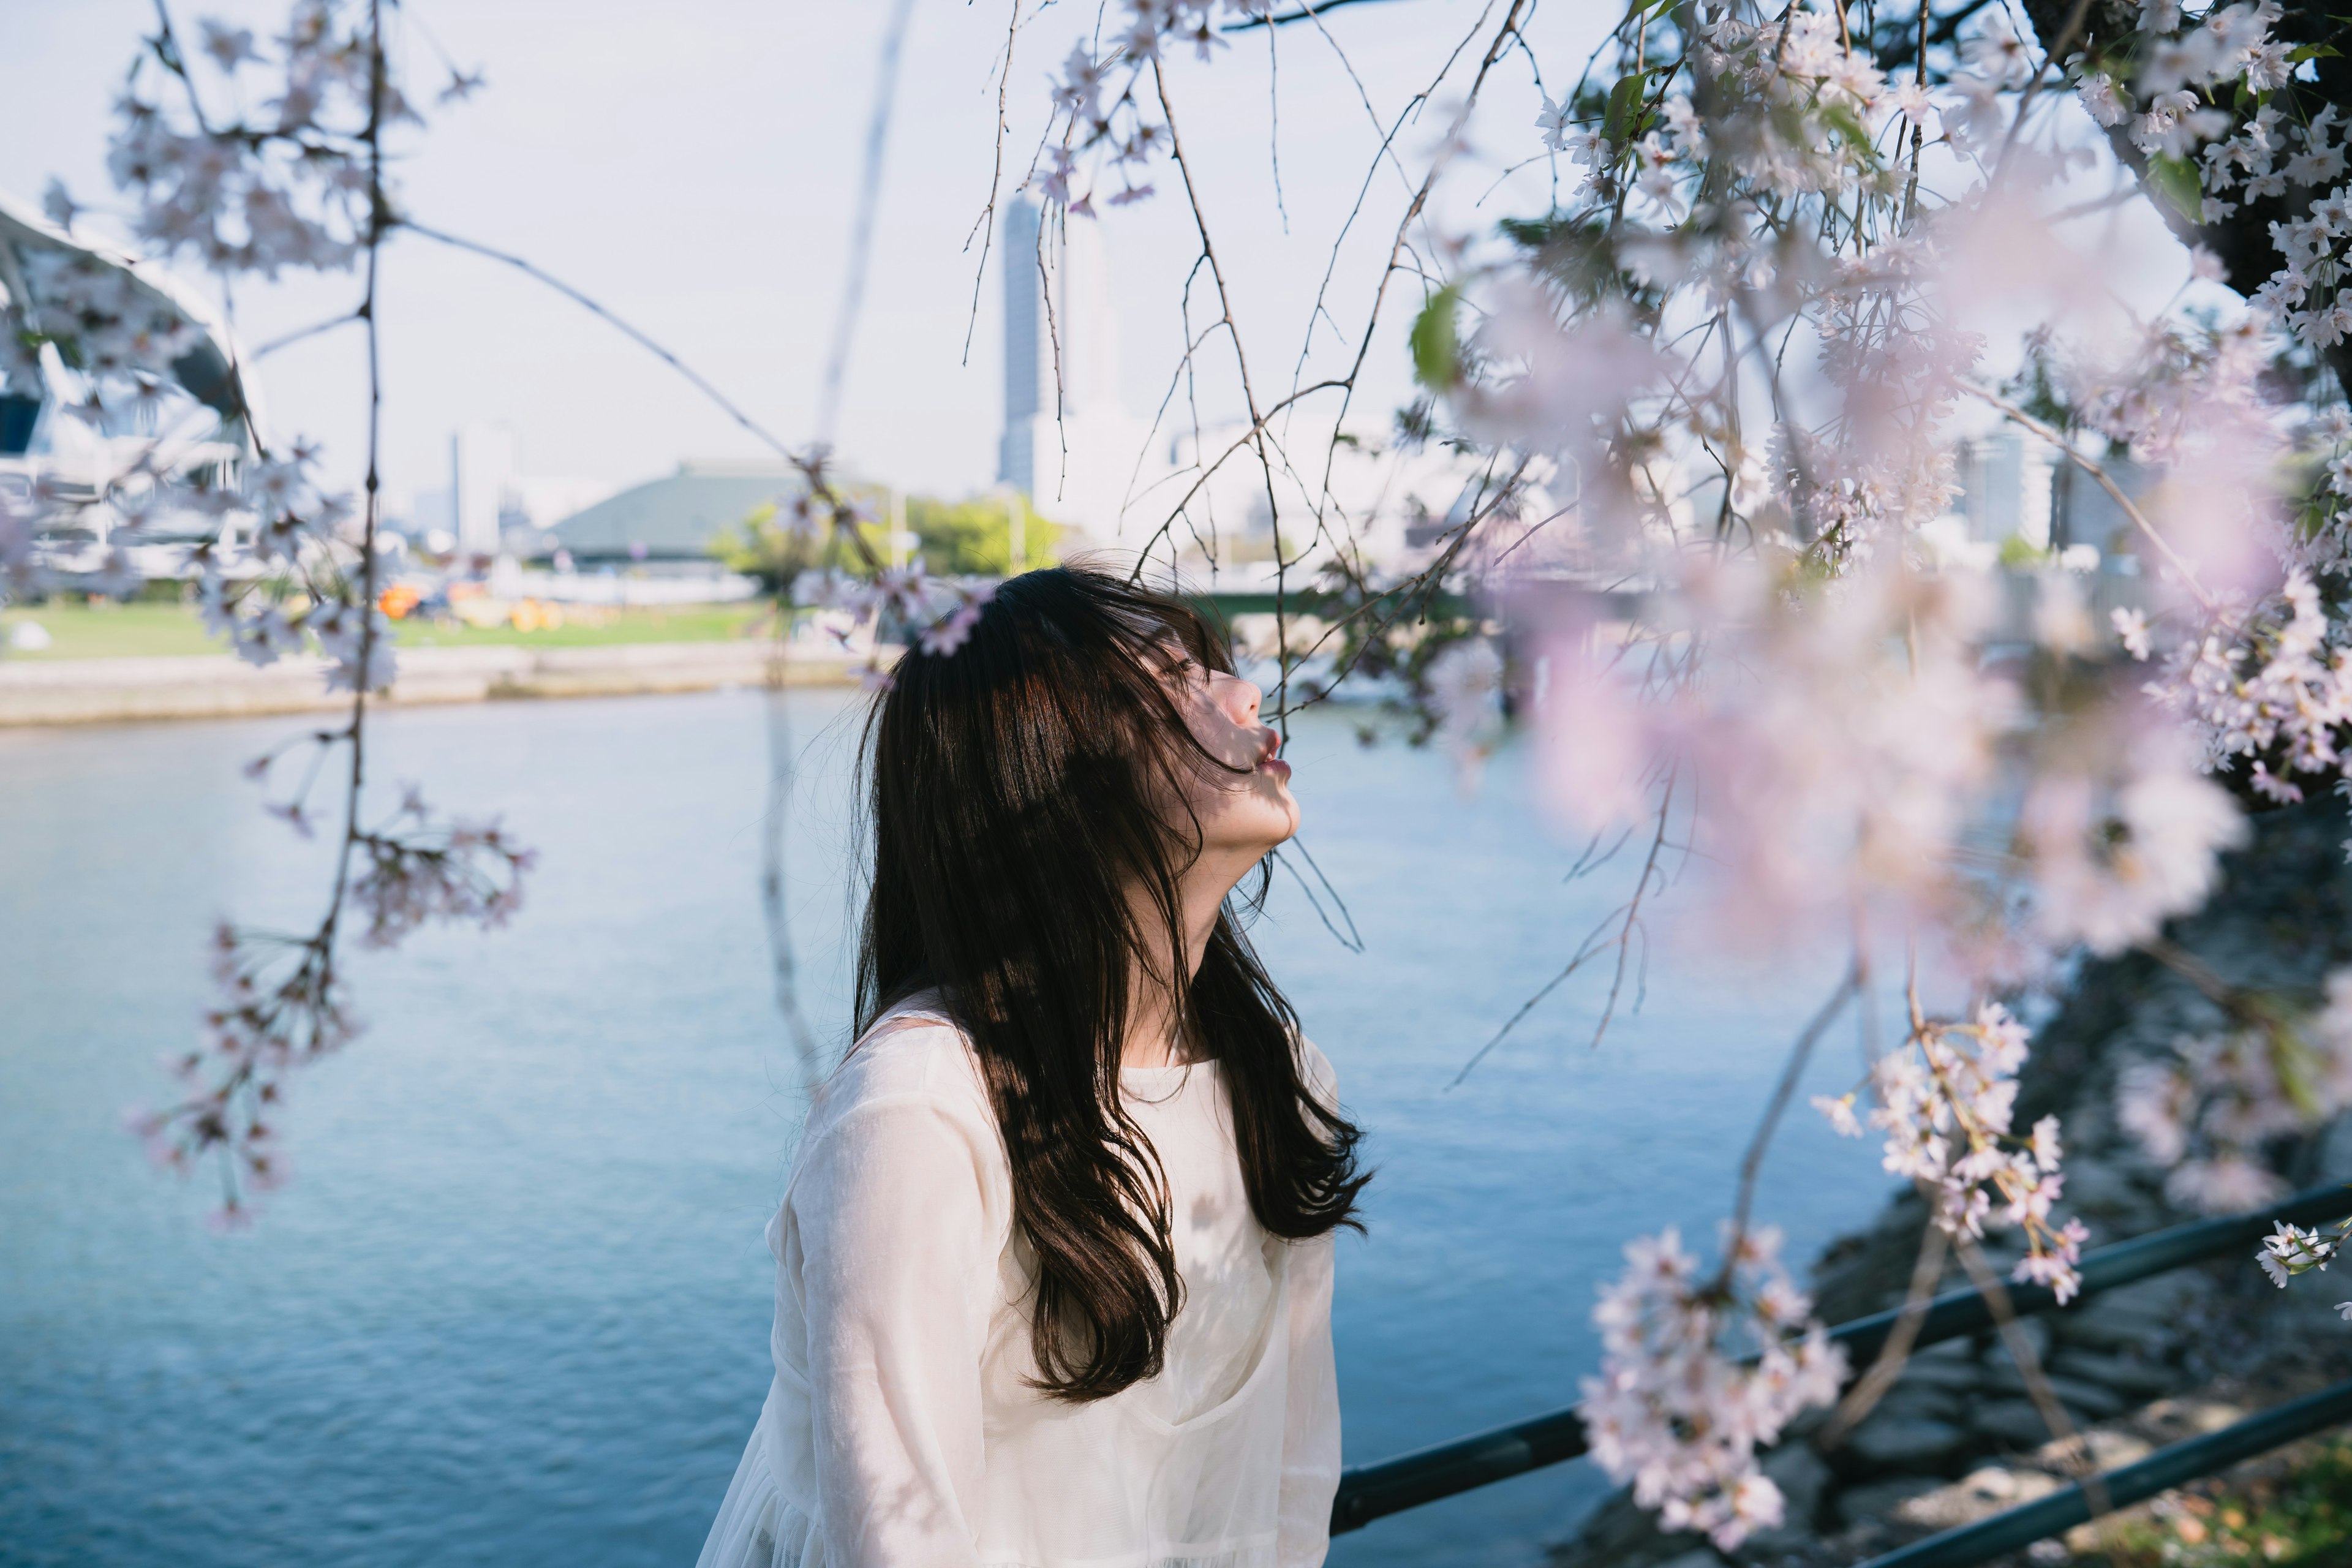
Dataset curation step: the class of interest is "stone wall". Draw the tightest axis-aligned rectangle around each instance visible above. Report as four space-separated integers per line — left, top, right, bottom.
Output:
0 640 877 725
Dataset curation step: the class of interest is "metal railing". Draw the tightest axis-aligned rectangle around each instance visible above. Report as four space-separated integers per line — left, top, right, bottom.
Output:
1330 1181 2352 1537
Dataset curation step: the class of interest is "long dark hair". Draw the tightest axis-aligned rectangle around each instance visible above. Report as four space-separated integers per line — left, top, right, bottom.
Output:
853 563 1368 1403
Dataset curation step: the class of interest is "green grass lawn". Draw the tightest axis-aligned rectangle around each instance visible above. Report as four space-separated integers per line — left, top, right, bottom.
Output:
0 599 767 660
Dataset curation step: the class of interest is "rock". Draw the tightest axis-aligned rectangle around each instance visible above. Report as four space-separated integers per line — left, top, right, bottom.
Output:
1890 1351 1985 1395
2057 1158 2144 1218
2138 1395 2250 1442
1729 1443 1833 1559
2051 1297 2177 1354
1844 1414 1969 1472
1971 1397 2068 1449
1834 1474 1944 1529
1980 1368 2127 1419
1989 1315 2052 1363
2091 1272 2211 1318
2046 1348 2177 1400
1890 1464 2066 1530
2032 1427 2152 1471
1542 1486 1708 1568
1864 1383 1964 1425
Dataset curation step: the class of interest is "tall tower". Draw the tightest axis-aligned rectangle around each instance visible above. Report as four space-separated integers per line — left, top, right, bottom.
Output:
998 198 1147 540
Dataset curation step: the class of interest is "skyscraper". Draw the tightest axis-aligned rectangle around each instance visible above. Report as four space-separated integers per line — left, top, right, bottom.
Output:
998 198 1144 539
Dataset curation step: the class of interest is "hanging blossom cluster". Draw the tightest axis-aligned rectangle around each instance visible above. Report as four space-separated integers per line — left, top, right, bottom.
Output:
1820 1004 2092 1298
2260 1216 2352 1302
94 2 441 277
2147 570 2352 801
1580 1225 1847 1549
1384 0 2264 1528
190 442 400 695
1037 0 1277 214
3 246 203 385
349 786 535 949
1536 556 2014 949
40 4 537 1227
125 764 532 1229
124 923 355 1231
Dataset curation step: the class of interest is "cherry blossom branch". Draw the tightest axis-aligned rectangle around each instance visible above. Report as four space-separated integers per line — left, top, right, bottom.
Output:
251 307 362 360
1951 1234 2122 1542
959 0 1024 367
1816 1220 1951 1447
818 0 918 447
1722 958 1866 1264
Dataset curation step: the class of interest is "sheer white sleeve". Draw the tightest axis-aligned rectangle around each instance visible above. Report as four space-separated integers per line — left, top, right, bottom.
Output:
1275 1229 1341 1567
1276 1041 1344 1568
793 1093 1001 1568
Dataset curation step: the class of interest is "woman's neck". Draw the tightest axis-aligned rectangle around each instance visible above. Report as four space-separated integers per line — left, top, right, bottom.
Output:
1120 857 1239 1069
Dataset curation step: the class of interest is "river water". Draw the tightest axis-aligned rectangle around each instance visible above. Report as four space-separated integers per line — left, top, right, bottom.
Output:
0 689 1893 1567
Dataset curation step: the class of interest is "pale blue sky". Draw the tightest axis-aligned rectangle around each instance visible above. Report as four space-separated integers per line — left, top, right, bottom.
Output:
1 1 2198 513
1 1 1588 509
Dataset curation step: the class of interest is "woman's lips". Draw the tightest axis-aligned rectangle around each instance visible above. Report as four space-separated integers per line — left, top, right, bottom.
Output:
1260 756 1292 782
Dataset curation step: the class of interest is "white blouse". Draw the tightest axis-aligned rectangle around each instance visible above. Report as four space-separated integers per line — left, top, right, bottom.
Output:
697 1006 1343 1568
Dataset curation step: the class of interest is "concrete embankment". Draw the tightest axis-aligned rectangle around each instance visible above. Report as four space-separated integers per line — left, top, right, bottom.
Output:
0 640 873 726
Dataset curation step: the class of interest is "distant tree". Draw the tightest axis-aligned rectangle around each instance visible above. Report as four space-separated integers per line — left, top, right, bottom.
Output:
709 498 879 595
907 493 1062 576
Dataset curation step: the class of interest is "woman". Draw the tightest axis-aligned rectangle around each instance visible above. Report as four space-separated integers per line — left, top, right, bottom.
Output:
698 565 1369 1568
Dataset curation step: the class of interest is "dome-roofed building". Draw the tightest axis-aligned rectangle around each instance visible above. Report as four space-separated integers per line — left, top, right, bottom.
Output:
544 459 795 568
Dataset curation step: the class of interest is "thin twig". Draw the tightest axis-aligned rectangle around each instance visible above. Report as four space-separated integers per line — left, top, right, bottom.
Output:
818 0 919 446
1817 1221 1950 1448
1724 958 1865 1254
960 0 1023 367
252 309 362 360
1273 836 1365 952
1952 1235 2122 1555
399 221 796 462
1449 770 1678 1088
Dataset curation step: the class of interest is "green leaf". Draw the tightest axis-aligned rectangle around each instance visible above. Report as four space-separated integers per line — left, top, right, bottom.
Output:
1820 101 1878 165
1604 72 1647 146
1409 285 1461 390
2288 41 2341 62
2145 153 2204 221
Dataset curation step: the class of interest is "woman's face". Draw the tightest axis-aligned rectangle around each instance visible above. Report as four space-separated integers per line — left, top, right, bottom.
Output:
1161 648 1298 858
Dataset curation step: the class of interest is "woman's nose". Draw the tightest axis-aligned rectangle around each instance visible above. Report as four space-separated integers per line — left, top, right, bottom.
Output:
1225 676 1262 724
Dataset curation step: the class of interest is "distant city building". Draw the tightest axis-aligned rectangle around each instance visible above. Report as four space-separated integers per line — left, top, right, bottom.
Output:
400 427 612 560
1955 431 2054 549
452 421 514 559
545 459 793 568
